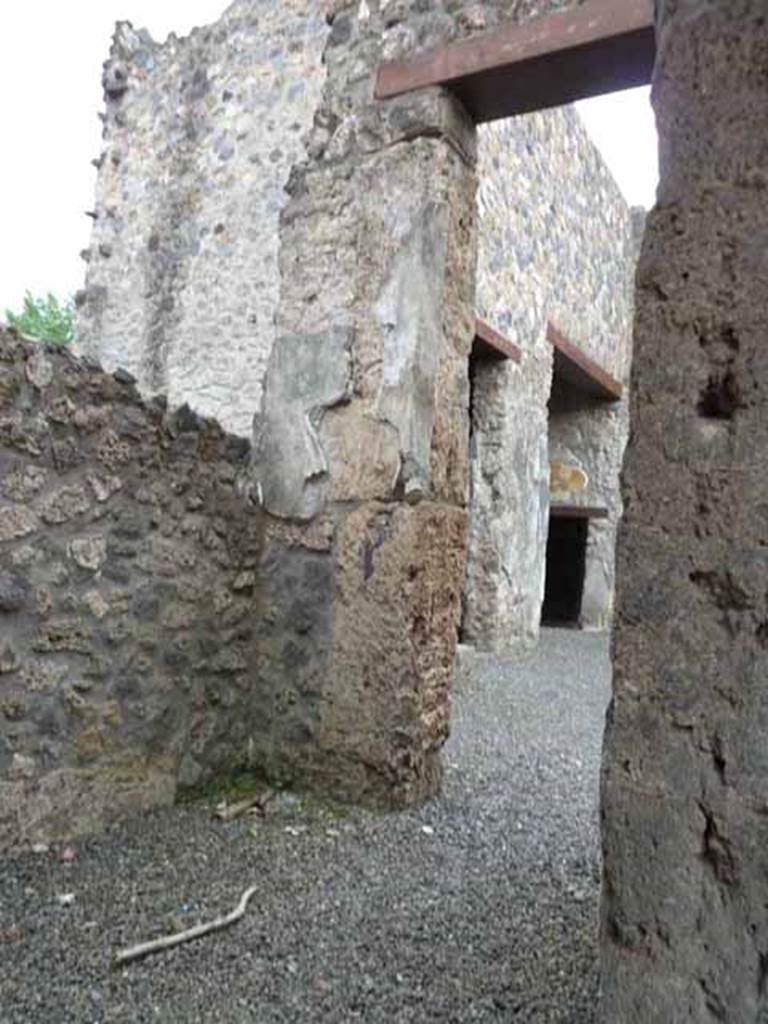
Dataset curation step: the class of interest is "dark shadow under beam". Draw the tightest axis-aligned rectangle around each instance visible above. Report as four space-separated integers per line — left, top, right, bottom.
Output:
547 322 623 401
473 318 522 362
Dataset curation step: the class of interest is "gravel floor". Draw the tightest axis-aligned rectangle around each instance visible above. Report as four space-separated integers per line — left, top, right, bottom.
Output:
0 629 610 1024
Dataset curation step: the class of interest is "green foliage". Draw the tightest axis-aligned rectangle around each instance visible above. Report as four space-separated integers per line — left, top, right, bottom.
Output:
4 292 74 344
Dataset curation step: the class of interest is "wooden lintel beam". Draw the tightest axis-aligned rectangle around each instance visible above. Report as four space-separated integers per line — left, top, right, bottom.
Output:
375 0 655 122
547 322 623 401
473 318 522 362
550 504 609 520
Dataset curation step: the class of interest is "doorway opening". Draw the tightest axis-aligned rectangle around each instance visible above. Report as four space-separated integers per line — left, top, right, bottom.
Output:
541 512 588 626
458 347 481 645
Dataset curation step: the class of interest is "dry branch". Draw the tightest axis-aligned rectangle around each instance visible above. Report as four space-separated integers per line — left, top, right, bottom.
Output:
113 885 258 967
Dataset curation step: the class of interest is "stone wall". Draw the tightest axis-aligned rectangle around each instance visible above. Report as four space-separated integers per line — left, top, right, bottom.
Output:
0 329 262 850
600 1 768 1018
75 1 330 436
75 0 588 438
464 108 637 649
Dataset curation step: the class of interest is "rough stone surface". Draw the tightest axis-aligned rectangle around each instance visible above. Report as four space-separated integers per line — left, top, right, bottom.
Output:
463 382 548 646
247 89 476 803
0 329 262 851
464 110 638 649
251 501 467 808
75 0 588 438
600 3 768 1019
75 3 331 436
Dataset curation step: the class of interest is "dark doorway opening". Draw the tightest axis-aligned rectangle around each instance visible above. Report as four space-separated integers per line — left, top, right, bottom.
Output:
542 514 588 626
459 350 482 645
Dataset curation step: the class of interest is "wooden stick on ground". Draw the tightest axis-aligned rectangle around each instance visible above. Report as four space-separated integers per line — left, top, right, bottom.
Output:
113 885 258 968
214 788 274 822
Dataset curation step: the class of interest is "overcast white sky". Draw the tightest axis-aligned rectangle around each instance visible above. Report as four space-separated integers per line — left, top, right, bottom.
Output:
0 2 658 316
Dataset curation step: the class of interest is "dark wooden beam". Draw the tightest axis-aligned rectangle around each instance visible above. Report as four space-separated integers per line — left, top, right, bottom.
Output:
472 317 522 362
375 0 655 123
547 322 623 401
550 504 609 519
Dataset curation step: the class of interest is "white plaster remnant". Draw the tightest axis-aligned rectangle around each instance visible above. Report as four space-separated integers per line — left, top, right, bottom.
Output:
253 327 353 520
375 201 449 493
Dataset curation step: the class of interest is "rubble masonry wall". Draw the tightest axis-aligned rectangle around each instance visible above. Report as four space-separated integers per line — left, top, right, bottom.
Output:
0 330 262 851
75 0 330 437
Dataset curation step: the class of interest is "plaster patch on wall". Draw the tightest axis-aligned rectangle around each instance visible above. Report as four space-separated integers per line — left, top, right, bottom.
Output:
550 459 589 497
375 201 450 497
253 327 353 521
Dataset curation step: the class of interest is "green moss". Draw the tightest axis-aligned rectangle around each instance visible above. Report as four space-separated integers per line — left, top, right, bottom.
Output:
179 768 268 805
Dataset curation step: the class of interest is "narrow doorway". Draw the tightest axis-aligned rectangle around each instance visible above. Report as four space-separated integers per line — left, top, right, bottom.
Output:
541 513 588 626
459 348 482 645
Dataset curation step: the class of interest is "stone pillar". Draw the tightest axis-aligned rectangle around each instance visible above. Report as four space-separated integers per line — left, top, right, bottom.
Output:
463 355 549 648
600 2 768 1018
250 10 479 807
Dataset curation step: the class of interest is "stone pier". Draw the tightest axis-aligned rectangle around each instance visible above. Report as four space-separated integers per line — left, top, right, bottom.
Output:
600 1 768 1018
251 80 478 805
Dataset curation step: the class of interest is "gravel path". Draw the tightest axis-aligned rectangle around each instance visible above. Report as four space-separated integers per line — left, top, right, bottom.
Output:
0 629 610 1024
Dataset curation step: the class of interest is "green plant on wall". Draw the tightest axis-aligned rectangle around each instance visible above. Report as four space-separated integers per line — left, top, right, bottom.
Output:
4 292 74 344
